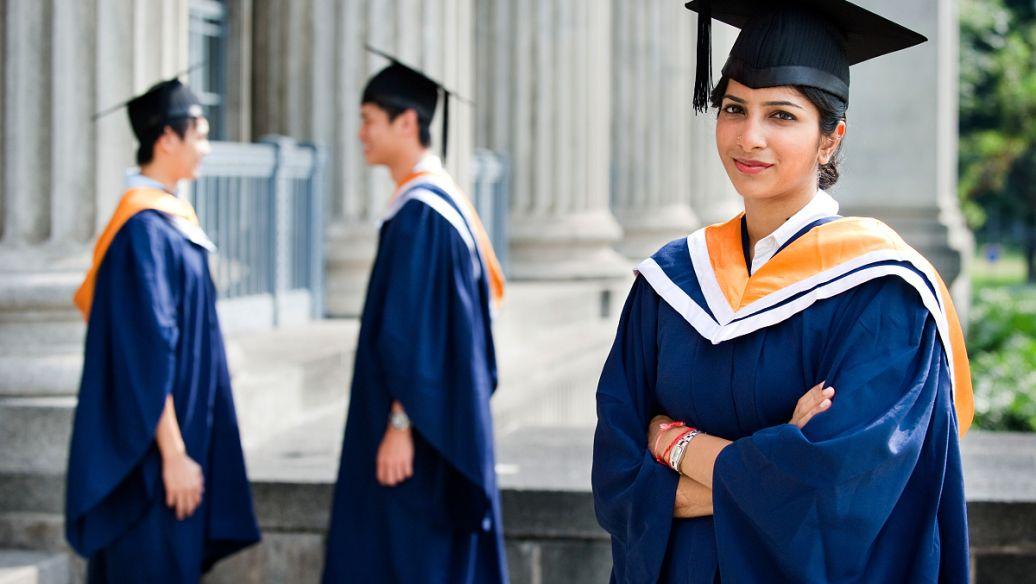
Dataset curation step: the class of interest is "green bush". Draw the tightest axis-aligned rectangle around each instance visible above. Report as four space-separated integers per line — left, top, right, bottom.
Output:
968 286 1036 432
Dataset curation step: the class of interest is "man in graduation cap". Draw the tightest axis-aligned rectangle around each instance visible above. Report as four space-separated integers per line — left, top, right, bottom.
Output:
592 1 972 582
322 52 508 583
66 78 260 583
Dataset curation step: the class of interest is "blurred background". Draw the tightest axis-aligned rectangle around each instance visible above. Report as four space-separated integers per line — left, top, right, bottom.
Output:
0 0 1031 582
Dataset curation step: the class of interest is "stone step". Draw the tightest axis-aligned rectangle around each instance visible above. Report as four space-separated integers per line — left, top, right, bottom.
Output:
0 399 75 475
227 320 358 450
0 550 70 584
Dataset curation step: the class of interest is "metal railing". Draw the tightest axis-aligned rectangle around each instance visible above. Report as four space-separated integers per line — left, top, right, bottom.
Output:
191 136 325 331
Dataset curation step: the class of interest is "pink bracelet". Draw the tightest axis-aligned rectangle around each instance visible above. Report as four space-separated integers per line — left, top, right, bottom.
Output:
652 421 686 463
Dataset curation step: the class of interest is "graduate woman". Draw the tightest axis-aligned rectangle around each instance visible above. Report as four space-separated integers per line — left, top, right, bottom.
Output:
322 51 508 583
66 79 260 582
592 1 973 582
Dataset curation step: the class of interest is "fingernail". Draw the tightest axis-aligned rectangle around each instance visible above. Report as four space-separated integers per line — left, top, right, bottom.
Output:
821 399 831 408
823 387 834 396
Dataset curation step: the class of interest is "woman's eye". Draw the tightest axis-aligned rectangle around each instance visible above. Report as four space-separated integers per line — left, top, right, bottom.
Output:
722 104 744 115
772 110 797 121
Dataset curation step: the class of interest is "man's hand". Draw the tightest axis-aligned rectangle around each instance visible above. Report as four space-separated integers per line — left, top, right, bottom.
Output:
376 426 414 487
162 451 204 520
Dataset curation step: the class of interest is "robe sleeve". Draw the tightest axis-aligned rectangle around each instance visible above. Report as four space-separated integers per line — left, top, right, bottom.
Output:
592 277 680 584
712 276 958 581
371 198 495 530
66 211 181 555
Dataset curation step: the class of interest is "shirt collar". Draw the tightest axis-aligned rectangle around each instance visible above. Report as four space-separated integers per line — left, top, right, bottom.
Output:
749 189 839 275
125 169 180 196
412 152 443 175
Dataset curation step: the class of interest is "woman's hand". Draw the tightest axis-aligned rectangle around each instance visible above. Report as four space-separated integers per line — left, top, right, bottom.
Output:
376 426 414 487
789 382 836 429
162 451 204 520
647 414 685 461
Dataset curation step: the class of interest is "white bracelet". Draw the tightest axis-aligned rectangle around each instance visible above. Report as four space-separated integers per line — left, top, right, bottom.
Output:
669 429 701 473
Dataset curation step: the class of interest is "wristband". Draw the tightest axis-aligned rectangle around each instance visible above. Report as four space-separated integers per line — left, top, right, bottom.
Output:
652 421 686 462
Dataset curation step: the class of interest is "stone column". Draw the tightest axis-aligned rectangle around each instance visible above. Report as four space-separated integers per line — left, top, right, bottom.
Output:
0 0 190 397
689 20 743 227
836 0 971 302
609 0 700 260
253 0 476 317
476 0 629 280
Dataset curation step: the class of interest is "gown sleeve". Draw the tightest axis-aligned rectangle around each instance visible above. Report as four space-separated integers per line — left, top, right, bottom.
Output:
371 198 496 531
66 211 181 555
711 276 962 581
592 277 681 584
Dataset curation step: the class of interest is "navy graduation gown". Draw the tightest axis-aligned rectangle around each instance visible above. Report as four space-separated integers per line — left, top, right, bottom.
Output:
592 232 970 583
322 185 507 583
66 210 260 582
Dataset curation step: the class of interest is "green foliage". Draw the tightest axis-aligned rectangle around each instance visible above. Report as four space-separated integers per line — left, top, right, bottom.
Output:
968 285 1036 431
959 0 1036 281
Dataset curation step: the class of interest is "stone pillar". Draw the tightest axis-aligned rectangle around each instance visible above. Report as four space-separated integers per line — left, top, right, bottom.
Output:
609 0 700 260
835 0 971 302
476 0 629 280
0 0 190 397
253 0 476 317
689 20 743 227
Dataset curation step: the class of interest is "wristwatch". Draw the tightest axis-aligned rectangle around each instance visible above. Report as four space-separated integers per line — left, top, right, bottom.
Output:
389 410 411 431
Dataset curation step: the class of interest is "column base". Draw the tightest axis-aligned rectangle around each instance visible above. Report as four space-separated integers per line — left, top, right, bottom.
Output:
323 221 379 318
508 210 631 281
615 204 700 261
0 250 88 397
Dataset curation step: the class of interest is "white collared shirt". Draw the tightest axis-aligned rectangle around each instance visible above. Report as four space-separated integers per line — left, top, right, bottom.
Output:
749 189 840 275
125 169 179 196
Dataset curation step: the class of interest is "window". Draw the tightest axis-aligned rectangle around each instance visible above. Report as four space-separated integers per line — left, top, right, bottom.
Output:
188 0 228 140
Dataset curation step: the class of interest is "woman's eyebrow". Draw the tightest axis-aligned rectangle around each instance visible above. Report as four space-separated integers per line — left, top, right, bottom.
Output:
763 100 805 110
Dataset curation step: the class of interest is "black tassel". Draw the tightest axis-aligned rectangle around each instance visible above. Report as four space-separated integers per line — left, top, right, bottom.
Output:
692 0 713 114
441 88 450 163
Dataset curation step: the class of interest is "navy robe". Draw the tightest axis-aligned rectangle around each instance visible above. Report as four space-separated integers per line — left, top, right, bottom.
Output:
592 224 970 583
322 184 507 583
66 210 260 582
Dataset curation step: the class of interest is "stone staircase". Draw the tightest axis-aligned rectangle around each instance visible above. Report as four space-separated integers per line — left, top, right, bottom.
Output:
0 278 629 581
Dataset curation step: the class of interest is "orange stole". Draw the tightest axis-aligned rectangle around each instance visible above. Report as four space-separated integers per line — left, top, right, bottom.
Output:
704 215 974 435
73 187 200 321
392 172 506 311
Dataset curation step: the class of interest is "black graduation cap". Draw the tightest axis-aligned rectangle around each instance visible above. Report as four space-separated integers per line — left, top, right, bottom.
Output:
92 64 205 142
684 0 928 113
362 45 471 161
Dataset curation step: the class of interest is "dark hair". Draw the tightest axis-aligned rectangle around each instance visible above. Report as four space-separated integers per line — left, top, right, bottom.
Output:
365 97 432 148
136 117 196 166
709 77 848 190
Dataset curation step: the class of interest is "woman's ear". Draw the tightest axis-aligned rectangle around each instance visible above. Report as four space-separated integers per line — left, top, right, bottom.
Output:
819 120 847 165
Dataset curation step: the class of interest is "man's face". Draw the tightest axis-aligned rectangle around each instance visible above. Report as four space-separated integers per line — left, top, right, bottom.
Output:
358 103 413 166
162 116 211 181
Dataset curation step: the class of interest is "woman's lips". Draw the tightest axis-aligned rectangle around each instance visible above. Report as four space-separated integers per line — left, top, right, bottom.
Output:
734 158 774 175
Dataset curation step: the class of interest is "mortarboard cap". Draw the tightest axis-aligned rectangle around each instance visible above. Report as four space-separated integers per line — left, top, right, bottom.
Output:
362 45 471 161
684 0 928 112
125 79 204 142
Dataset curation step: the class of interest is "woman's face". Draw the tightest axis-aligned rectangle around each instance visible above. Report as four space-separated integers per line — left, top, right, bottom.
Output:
715 79 843 203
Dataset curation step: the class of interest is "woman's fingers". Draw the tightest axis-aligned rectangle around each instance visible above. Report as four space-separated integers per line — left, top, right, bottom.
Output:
791 384 835 428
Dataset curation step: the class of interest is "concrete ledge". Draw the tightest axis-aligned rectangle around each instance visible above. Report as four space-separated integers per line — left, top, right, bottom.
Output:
3 429 1033 583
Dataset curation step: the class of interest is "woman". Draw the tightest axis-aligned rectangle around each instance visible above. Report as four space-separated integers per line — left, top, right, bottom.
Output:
591 1 973 582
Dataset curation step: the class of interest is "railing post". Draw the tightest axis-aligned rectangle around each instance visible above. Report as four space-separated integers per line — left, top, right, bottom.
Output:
262 136 293 327
304 142 327 319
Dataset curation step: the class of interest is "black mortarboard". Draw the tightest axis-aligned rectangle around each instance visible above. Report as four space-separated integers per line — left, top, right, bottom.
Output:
124 79 204 142
684 0 928 112
362 45 470 161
